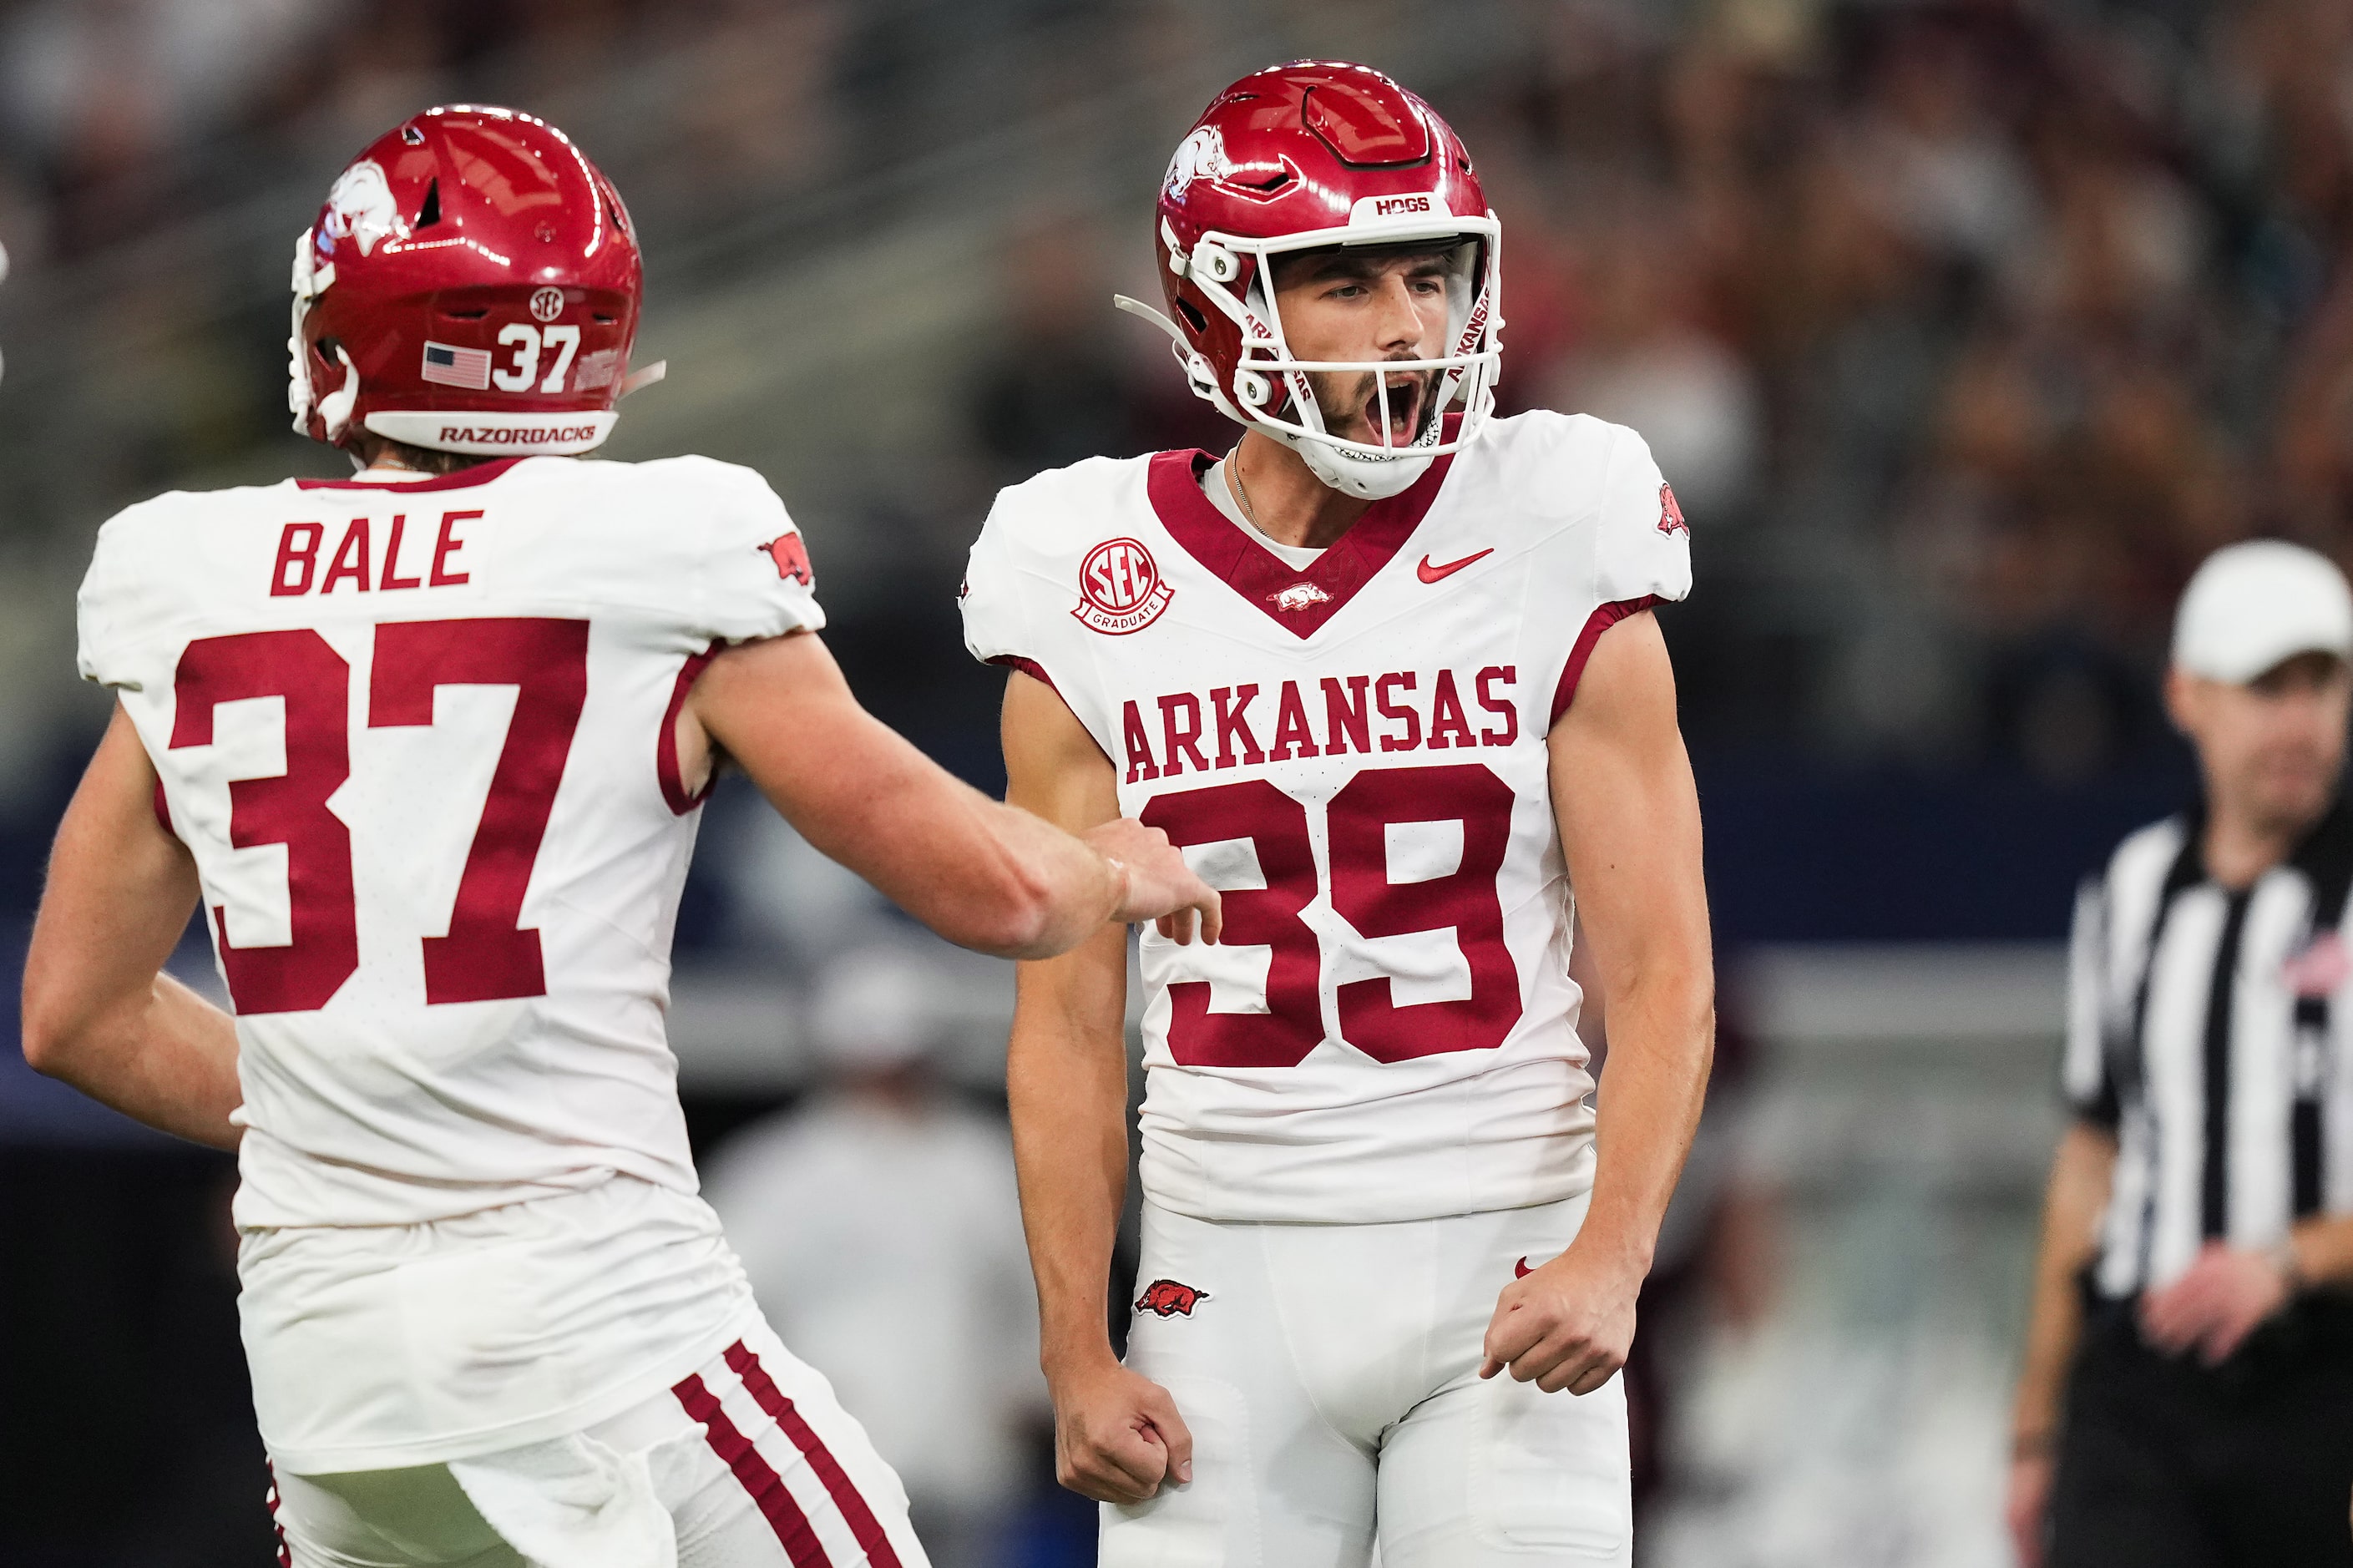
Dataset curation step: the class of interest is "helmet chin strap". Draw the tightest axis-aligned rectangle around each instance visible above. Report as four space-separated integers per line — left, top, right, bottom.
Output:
1275 425 1432 501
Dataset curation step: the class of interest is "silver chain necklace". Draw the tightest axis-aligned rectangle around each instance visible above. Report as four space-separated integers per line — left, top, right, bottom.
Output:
1225 444 1264 529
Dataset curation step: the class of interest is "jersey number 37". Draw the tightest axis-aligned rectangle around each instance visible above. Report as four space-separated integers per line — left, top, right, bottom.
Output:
171 619 586 1015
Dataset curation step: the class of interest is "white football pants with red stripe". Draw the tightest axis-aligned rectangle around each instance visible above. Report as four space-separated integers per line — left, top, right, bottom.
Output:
268 1321 929 1568
1105 1192 1632 1566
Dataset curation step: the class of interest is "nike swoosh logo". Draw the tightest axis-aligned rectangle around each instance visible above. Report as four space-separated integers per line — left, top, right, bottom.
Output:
1418 548 1493 584
1514 1256 1534 1279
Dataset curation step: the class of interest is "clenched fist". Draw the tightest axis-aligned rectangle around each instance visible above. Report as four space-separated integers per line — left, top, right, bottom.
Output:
1480 1241 1642 1395
1046 1354 1195 1505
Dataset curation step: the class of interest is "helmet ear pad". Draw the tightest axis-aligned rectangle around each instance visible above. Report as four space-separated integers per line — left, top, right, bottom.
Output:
301 337 353 445
1165 259 1312 427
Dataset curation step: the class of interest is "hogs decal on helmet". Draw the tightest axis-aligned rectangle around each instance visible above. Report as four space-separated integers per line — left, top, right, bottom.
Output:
1115 62 1501 501
289 106 658 460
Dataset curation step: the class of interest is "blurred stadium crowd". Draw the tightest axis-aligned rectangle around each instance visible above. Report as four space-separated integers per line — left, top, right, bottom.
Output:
4 0 2353 786
5 0 2353 1565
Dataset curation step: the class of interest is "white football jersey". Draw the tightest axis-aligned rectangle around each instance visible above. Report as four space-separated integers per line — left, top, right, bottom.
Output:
961 412 1692 1225
77 454 822 1230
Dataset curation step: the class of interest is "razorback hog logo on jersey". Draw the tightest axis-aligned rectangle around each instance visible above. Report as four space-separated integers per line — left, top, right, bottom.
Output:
1136 1279 1211 1318
1657 483 1688 538
1268 582 1331 613
759 534 813 587
1075 538 1175 635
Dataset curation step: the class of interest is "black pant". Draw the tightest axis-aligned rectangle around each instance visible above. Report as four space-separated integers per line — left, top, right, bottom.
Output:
2049 1295 2353 1567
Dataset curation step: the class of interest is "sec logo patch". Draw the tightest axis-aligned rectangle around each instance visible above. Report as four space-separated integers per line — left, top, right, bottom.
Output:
1074 537 1174 635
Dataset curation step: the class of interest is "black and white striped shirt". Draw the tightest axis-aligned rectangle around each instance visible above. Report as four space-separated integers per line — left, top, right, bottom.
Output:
2067 800 2353 1299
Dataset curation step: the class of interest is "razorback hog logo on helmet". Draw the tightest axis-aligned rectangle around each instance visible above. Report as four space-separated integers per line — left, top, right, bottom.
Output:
1136 1279 1211 1318
1164 125 1237 196
760 534 813 587
317 159 402 259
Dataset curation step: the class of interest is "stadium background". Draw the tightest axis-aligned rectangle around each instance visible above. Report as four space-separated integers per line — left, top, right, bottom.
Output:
0 0 2337 1562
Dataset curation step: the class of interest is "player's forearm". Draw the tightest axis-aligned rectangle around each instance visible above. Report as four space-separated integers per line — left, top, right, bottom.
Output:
694 636 1126 958
2012 1124 2113 1447
1578 968 1714 1278
23 705 240 1148
1014 1083 1130 1373
24 972 242 1150
777 755 1118 959
773 744 1121 959
974 797 1127 960
1008 959 1133 1375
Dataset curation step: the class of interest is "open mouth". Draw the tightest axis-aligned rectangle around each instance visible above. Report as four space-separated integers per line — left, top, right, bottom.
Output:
1361 369 1433 450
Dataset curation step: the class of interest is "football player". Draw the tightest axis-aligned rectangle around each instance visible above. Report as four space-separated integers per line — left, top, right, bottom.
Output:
22 106 1219 1568
959 62 1714 1565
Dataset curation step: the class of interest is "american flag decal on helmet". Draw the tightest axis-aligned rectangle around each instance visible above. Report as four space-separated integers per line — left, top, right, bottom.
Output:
421 341 492 390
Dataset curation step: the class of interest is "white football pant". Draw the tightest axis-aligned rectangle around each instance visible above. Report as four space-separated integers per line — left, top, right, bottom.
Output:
1106 1192 1631 1566
270 1319 929 1568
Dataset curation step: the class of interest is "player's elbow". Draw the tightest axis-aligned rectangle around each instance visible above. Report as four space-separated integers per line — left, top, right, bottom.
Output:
17 1018 62 1077
18 953 138 1083
19 974 89 1080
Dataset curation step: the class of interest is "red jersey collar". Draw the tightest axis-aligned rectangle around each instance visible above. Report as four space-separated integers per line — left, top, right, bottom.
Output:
1146 426 1459 640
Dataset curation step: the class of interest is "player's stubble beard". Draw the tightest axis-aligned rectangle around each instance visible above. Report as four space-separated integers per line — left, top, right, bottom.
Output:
1301 362 1445 451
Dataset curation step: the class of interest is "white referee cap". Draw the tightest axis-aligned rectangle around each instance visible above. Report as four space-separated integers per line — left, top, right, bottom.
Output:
2172 540 2353 684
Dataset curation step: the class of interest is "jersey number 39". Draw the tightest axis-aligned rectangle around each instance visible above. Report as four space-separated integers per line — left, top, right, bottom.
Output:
1141 764 1522 1066
170 619 587 1015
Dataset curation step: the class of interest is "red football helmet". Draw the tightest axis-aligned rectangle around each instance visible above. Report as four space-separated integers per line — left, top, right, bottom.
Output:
1119 62 1500 499
289 105 653 458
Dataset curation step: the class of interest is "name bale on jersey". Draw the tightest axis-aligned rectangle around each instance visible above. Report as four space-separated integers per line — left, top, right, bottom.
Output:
271 511 477 597
1121 665 1520 785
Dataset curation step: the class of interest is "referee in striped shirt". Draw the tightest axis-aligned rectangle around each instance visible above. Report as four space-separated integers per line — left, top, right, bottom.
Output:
2009 541 2353 1566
